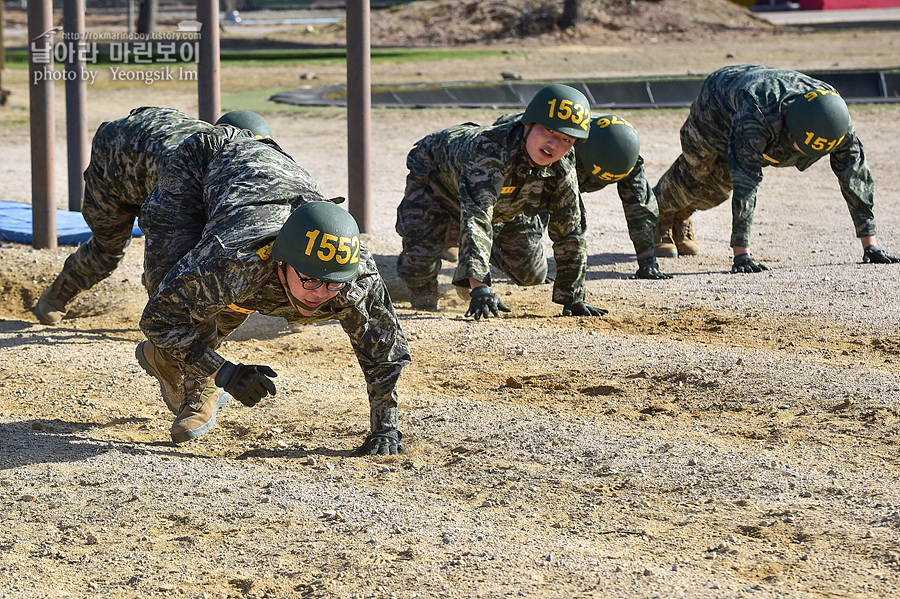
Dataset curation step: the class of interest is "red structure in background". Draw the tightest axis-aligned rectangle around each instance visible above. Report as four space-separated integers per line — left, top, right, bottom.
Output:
797 0 900 8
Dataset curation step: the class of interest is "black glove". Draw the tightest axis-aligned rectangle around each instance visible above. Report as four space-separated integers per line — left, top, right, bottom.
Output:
214 361 277 407
863 245 900 264
731 253 768 274
464 286 511 320
633 257 673 280
562 301 608 317
353 429 404 456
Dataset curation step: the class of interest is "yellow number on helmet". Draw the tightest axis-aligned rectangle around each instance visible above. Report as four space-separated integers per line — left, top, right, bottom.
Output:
317 233 338 261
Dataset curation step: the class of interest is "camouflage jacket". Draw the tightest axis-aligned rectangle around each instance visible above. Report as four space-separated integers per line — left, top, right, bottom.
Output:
494 112 657 260
409 118 587 305
91 106 214 208
694 64 876 247
576 156 658 261
140 135 411 417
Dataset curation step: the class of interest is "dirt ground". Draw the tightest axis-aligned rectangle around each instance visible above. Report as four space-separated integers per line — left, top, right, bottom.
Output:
1 1 900 598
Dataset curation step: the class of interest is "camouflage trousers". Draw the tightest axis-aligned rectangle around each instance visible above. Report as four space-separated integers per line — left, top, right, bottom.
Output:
140 191 249 351
653 113 733 218
55 135 142 292
396 178 549 288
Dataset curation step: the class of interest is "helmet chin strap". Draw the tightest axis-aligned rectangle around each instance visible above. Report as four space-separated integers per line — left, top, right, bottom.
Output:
278 262 323 313
522 123 541 169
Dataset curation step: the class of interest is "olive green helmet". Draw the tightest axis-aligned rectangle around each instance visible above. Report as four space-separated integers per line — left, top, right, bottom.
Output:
271 202 361 283
576 114 641 184
785 90 850 157
522 84 591 140
215 110 273 139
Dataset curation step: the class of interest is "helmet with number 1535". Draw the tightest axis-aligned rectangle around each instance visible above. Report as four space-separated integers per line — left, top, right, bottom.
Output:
271 202 361 283
576 114 641 184
522 84 591 140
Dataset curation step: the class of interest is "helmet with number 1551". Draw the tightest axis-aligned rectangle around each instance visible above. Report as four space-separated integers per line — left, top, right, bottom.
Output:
271 202 361 283
786 90 850 158
522 84 591 140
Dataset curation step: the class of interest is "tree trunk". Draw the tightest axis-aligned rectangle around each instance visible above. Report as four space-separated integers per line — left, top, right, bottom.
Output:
137 0 159 35
559 0 581 30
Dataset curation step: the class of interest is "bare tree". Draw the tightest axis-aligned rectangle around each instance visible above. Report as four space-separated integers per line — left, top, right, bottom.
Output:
559 0 581 30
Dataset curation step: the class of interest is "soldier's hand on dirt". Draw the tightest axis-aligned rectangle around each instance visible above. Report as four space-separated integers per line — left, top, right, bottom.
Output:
353 429 404 456
862 245 900 264
731 253 768 274
465 286 511 320
562 301 608 317
633 257 673 280
215 361 277 407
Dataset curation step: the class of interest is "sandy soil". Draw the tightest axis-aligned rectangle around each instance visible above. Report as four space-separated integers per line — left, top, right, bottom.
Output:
1 2 900 598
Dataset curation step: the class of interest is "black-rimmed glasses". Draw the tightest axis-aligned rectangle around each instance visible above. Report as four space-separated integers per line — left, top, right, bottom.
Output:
296 275 347 292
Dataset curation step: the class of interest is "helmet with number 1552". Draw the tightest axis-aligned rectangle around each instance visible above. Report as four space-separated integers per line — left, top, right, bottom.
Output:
522 84 591 140
271 202 361 282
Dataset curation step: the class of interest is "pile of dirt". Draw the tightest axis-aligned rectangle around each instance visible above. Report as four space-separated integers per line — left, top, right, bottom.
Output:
364 0 769 46
1 0 769 54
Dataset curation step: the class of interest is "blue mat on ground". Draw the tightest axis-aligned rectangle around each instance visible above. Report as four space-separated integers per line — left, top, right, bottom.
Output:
0 200 143 246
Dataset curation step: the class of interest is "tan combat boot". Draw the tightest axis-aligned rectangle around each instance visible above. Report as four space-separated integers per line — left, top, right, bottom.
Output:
170 377 230 445
34 275 81 325
135 340 185 415
654 213 678 258
442 228 459 262
672 210 700 255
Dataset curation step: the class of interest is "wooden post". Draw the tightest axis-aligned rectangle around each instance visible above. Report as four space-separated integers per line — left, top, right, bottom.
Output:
28 0 56 249
346 0 372 233
197 0 221 123
64 0 88 212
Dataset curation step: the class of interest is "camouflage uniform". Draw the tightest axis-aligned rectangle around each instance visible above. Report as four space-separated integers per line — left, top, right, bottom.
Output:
56 107 214 291
494 112 658 261
395 118 588 306
576 155 657 261
654 64 877 249
139 134 410 432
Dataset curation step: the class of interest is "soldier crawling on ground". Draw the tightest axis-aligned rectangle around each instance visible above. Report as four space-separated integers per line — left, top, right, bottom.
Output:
34 107 273 325
395 83 608 319
135 128 409 455
491 110 672 280
652 64 900 271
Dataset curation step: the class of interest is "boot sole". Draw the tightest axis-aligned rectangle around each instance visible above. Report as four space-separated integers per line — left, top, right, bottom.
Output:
170 391 232 444
655 246 678 259
135 341 180 416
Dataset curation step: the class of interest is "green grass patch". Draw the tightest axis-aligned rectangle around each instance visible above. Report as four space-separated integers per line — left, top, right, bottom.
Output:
220 47 512 65
3 47 517 68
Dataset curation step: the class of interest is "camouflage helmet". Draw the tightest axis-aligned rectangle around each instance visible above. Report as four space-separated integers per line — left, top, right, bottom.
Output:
576 114 641 184
271 202 361 283
215 110 273 139
785 90 850 157
522 84 591 140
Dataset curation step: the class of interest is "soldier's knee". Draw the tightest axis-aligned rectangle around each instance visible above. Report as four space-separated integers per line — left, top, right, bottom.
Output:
506 262 548 287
